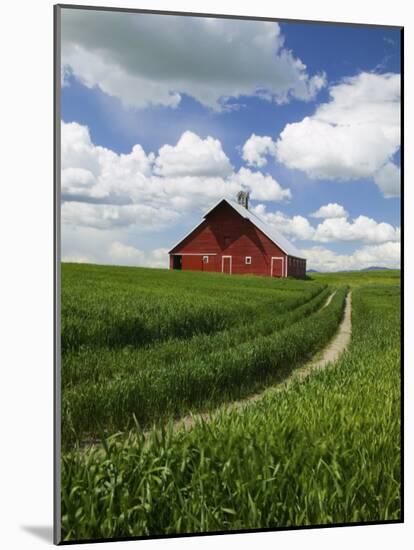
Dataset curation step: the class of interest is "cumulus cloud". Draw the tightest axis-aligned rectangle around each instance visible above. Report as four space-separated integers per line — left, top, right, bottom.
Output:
61 122 155 205
313 215 400 244
61 121 293 264
108 241 146 264
61 121 291 232
242 134 277 167
61 167 98 200
108 242 169 267
374 162 400 198
252 204 314 240
303 242 400 272
230 168 291 201
275 72 400 197
61 221 171 268
147 248 170 269
154 131 233 177
251 203 400 244
310 203 348 219
61 119 400 269
62 202 180 231
61 9 325 111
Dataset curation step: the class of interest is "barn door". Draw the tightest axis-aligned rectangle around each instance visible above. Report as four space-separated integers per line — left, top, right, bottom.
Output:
271 257 284 277
222 255 232 275
172 255 182 270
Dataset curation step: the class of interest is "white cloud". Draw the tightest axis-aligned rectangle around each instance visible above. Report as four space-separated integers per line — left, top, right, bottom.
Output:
61 122 155 205
242 134 277 167
61 121 291 230
252 204 314 240
313 215 400 244
154 131 233 177
61 121 102 175
275 72 400 197
310 203 348 219
62 122 154 177
230 168 291 201
61 253 95 264
251 203 399 244
62 212 400 271
61 121 293 263
108 241 146 264
108 242 170 267
147 248 170 269
61 225 119 266
62 202 180 231
303 242 400 272
61 10 325 111
62 224 170 269
374 162 400 198
61 167 98 200
108 243 170 268
61 120 400 270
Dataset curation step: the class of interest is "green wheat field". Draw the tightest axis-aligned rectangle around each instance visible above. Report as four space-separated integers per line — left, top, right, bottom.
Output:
60 263 401 541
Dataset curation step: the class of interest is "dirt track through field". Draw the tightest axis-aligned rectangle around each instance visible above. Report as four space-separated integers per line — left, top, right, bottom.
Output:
174 290 352 432
80 291 352 446
321 289 336 309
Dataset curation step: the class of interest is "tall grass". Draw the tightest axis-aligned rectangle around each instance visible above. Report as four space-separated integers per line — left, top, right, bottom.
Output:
61 264 331 445
62 263 323 353
310 269 400 288
61 283 401 540
62 285 331 389
62 288 345 443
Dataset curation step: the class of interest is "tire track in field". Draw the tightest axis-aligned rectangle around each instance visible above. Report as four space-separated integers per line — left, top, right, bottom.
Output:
174 291 352 432
321 289 336 309
80 290 347 446
291 291 352 381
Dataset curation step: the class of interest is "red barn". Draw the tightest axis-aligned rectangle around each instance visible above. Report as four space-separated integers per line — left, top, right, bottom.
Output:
169 196 307 278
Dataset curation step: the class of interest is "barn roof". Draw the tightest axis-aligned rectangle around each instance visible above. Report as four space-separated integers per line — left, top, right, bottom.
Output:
169 198 306 260
209 199 305 259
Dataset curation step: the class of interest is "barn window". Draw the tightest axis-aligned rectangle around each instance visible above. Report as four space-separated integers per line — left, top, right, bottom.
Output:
203 255 209 263
245 256 252 264
224 235 231 247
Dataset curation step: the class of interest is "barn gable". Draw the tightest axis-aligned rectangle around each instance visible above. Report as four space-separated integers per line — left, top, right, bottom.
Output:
169 198 305 260
169 197 307 278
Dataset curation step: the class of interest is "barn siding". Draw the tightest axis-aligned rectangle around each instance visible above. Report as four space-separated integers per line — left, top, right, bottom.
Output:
170 202 291 277
180 255 218 272
287 256 306 278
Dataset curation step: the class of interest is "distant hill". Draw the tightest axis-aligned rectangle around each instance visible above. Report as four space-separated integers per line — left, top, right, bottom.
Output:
361 266 391 271
307 269 319 273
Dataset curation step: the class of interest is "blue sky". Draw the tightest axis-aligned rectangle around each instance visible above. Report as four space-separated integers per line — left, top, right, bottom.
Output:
60 8 401 271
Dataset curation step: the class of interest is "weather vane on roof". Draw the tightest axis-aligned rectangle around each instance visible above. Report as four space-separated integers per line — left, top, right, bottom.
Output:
237 190 250 210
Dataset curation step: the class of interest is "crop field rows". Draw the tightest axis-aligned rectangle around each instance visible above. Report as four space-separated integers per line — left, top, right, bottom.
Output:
60 264 401 541
61 264 345 445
